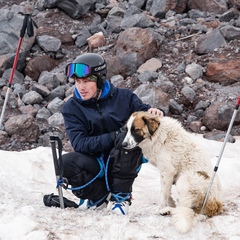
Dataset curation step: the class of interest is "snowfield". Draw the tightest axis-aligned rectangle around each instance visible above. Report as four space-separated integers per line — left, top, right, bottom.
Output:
0 135 240 240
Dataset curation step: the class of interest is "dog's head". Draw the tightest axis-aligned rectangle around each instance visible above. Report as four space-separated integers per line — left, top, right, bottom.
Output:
122 111 160 149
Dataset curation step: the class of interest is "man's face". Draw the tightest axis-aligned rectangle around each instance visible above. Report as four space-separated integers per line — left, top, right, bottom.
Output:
75 77 98 100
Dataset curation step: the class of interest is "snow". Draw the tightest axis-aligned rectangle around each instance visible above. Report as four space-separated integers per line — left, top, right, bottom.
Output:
0 135 240 240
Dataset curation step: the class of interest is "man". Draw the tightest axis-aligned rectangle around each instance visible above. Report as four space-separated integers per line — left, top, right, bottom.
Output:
61 53 164 215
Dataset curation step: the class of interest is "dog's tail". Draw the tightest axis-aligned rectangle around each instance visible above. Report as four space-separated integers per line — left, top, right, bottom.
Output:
166 207 206 234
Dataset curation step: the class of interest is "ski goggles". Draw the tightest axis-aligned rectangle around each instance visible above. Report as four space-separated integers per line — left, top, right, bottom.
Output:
66 62 106 79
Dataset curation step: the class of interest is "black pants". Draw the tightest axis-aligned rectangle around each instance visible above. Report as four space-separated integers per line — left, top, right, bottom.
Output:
62 132 143 201
62 152 109 201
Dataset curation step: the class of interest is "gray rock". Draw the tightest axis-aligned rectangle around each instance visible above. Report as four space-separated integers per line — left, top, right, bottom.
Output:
108 6 125 17
36 107 51 120
138 71 158 83
220 25 240 41
56 0 96 19
154 74 174 93
47 97 65 114
129 0 146 9
169 99 183 114
75 28 92 48
4 114 40 142
106 15 123 33
48 85 66 100
38 71 60 90
121 13 154 29
181 86 196 102
32 83 50 98
110 75 124 87
48 112 64 126
195 29 227 54
134 83 169 114
185 63 203 80
0 130 9 145
13 83 27 97
2 68 24 85
194 100 211 111
203 102 233 131
219 8 239 22
22 91 43 105
188 9 209 19
36 35 61 52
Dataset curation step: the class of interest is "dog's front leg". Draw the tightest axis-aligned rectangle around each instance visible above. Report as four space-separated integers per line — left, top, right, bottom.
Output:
158 173 175 211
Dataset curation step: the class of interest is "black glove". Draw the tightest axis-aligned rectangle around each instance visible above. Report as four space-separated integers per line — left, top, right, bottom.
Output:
110 127 126 141
43 193 79 208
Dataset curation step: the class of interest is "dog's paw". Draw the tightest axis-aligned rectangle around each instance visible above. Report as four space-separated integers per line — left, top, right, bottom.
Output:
198 214 208 222
159 207 172 216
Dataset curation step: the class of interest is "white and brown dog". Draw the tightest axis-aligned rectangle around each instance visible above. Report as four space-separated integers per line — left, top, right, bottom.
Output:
122 111 223 233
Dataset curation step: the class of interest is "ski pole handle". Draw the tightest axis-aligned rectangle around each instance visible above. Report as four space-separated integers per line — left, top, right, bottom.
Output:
20 15 28 38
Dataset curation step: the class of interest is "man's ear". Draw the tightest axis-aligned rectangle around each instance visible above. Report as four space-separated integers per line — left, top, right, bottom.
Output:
142 115 160 135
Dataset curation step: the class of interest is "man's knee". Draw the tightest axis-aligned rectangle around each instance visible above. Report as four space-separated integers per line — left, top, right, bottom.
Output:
61 152 100 178
61 152 108 200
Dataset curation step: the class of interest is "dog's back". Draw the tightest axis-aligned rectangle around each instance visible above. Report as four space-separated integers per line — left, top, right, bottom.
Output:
144 117 214 174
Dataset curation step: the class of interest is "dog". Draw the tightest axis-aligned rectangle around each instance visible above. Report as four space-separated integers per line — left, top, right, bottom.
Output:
122 111 223 233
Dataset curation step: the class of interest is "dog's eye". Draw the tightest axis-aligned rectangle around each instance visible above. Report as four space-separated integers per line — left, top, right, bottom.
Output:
131 126 141 135
131 126 135 133
130 126 144 143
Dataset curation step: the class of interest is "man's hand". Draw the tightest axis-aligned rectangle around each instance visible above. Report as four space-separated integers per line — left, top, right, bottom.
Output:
148 108 164 118
110 127 126 141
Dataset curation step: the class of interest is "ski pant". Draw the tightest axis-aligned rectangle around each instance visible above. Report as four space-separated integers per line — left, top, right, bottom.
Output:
61 132 143 201
62 152 108 201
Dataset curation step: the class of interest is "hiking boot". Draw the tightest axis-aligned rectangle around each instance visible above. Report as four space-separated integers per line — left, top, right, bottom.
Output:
108 192 132 215
87 193 111 210
109 200 130 215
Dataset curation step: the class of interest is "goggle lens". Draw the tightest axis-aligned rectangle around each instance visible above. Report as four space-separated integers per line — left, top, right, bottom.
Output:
67 63 91 78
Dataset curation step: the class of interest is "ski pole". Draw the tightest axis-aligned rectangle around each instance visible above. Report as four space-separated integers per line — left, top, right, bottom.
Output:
49 127 65 209
0 14 37 129
201 96 240 214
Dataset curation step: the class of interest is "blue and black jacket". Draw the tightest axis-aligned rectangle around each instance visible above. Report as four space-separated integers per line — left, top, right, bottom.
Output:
61 80 151 156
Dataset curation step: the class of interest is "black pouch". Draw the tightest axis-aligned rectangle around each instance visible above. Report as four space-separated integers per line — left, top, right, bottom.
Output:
110 146 143 178
43 193 79 208
108 131 143 193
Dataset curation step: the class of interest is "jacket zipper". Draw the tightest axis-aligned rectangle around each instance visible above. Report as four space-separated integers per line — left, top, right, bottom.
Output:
96 101 108 133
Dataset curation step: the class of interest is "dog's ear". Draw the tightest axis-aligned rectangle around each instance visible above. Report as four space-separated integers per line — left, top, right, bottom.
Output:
142 115 160 135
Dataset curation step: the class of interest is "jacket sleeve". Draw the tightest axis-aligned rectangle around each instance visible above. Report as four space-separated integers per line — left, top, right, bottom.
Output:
128 91 151 112
62 103 114 155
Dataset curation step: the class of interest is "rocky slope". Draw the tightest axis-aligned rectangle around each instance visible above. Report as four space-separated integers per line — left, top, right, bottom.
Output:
0 0 240 151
